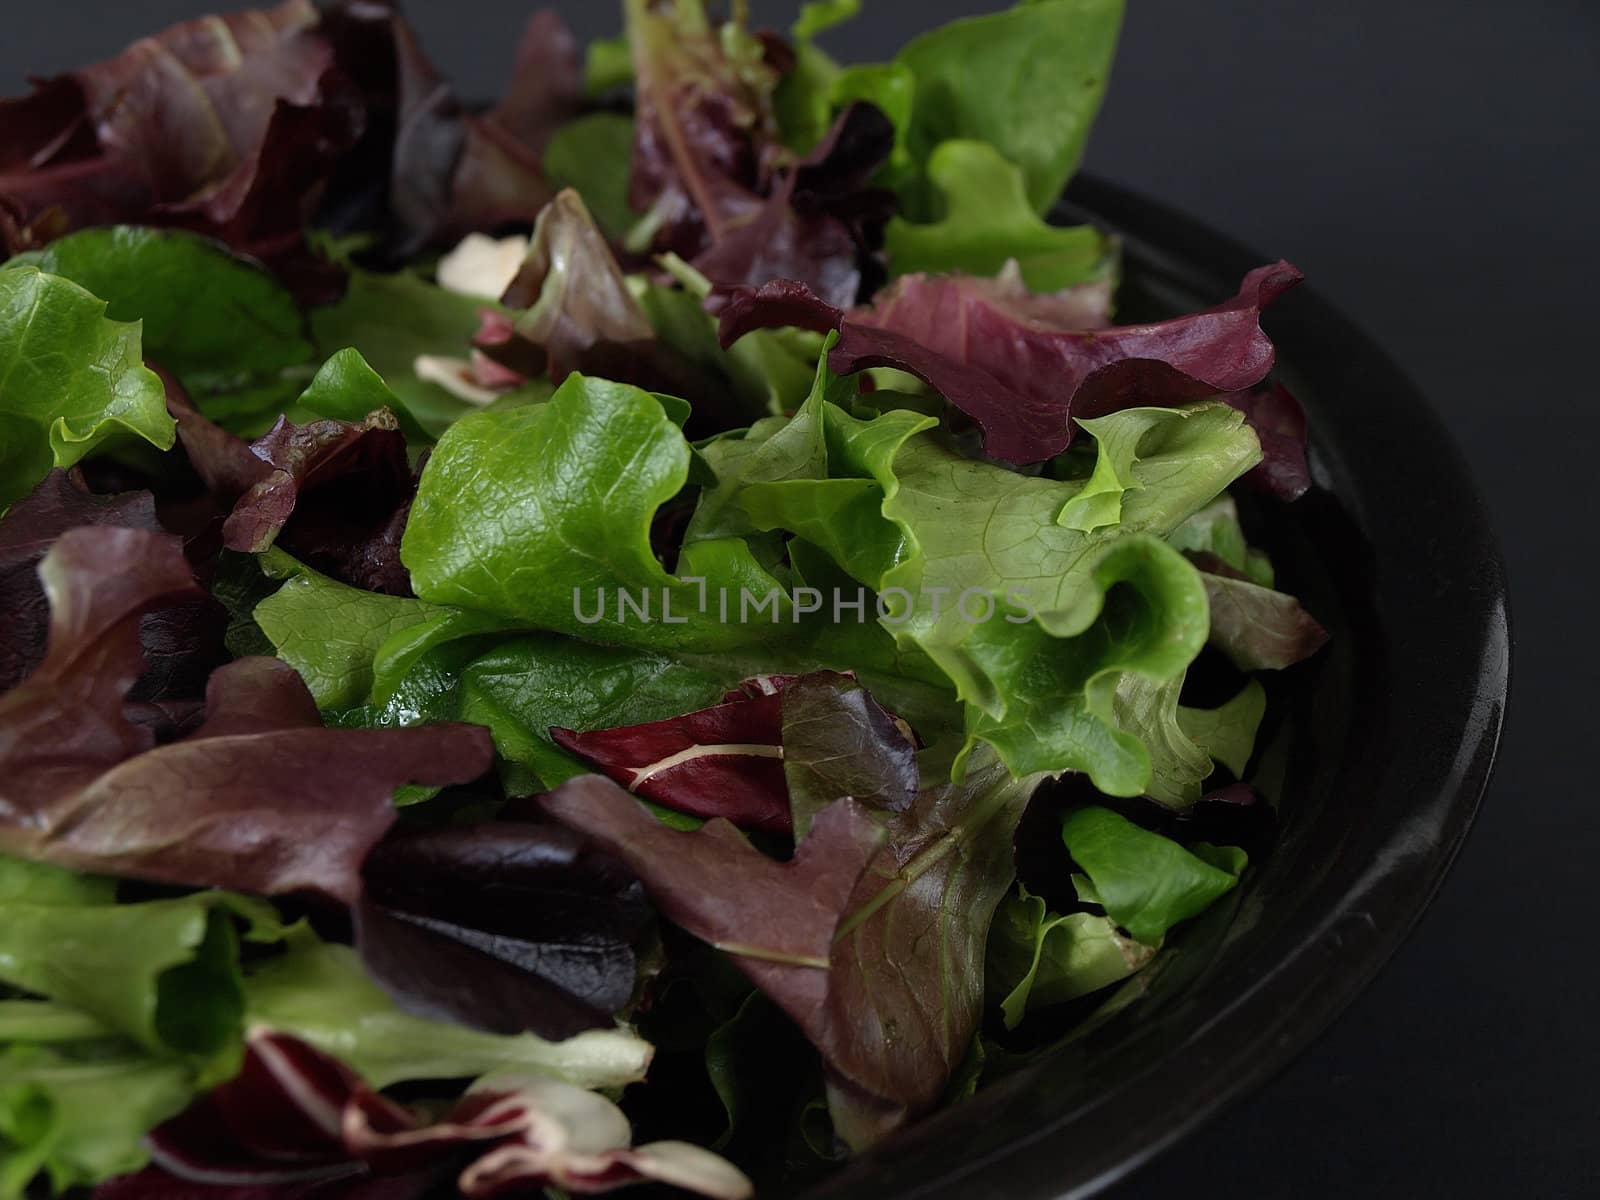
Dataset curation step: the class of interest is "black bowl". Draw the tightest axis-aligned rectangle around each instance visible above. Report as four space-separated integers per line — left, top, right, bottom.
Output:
800 175 1511 1200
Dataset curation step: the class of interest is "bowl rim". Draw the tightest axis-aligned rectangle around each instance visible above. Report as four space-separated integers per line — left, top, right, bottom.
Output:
800 172 1511 1200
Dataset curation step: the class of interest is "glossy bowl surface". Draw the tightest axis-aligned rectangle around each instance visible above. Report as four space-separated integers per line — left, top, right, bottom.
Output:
799 174 1511 1200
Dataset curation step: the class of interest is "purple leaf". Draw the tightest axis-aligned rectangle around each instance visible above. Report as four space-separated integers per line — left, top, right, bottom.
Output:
692 104 898 309
1225 382 1312 501
222 411 415 597
0 1 362 280
0 470 160 691
540 759 1035 1150
354 822 651 1040
0 528 494 903
715 263 1303 464
625 1 892 308
626 0 774 262
1189 552 1330 671
839 261 1303 462
493 189 659 384
539 775 885 1030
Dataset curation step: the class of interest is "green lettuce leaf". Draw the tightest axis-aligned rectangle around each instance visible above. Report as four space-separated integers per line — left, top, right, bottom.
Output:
985 886 1155 1029
884 140 1113 290
743 399 1256 789
1061 806 1246 945
1167 494 1274 587
254 551 454 711
0 267 174 507
310 266 496 438
287 347 430 443
244 929 653 1091
402 372 788 652
894 0 1124 216
10 227 312 429
0 1044 192 1199
0 855 282 1083
1108 675 1264 807
1177 679 1267 778
543 113 638 242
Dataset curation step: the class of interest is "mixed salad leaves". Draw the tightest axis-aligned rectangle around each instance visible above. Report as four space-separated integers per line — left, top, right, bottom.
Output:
0 0 1330 1195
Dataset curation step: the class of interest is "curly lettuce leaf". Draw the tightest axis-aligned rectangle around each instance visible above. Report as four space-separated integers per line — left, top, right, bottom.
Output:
1110 675 1265 807
0 857 280 1082
401 372 789 653
985 886 1154 1030
0 267 174 507
884 140 1113 289
736 397 1258 791
1061 806 1246 945
0 1044 193 1200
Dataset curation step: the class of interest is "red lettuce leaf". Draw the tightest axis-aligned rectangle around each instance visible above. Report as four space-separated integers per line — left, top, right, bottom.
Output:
715 262 1303 463
540 758 1034 1149
626 1 892 308
491 189 659 384
549 671 916 836
105 1029 751 1200
1225 382 1312 501
626 0 775 262
0 527 493 903
222 411 415 597
539 776 886 1032
1188 551 1330 671
316 2 583 258
691 103 897 309
0 469 160 691
0 1 362 280
354 822 651 1040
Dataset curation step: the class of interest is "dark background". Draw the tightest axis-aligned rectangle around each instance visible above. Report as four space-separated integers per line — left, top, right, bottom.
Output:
5 2 1594 1196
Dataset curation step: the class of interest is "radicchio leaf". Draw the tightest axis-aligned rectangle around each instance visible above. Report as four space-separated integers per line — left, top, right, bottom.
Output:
0 1 362 282
1188 552 1330 670
1225 382 1312 501
0 528 493 903
109 1029 752 1200
354 822 651 1040
549 671 916 836
715 262 1304 464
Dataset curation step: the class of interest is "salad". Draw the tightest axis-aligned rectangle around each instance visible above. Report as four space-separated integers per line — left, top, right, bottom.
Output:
0 1 1330 1196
